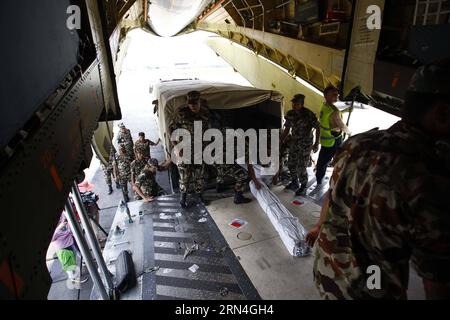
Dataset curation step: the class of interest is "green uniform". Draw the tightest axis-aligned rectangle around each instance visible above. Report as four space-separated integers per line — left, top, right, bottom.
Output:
314 121 450 299
171 105 211 193
116 153 131 194
134 139 155 160
117 129 134 161
216 164 247 192
285 107 319 186
215 128 249 192
130 158 147 181
135 166 165 198
101 147 117 187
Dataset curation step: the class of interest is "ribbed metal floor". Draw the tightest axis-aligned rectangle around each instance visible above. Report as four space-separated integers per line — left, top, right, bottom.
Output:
94 194 260 300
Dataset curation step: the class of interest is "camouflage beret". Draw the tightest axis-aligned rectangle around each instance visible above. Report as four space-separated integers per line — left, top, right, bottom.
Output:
408 58 450 95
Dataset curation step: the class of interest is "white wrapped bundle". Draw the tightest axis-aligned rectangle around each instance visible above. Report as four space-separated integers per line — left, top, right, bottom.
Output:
250 181 311 257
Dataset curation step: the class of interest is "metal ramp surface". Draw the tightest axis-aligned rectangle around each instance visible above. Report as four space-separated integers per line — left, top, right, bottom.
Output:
93 194 260 300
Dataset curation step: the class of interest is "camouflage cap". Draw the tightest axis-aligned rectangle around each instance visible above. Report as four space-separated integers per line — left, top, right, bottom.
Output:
118 122 126 128
291 94 305 104
408 58 450 95
187 90 201 102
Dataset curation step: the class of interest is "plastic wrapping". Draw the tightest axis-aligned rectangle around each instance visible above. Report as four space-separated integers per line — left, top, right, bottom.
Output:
250 181 311 257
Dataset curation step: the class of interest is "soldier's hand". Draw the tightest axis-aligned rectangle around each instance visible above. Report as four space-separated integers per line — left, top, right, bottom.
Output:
144 196 154 203
305 225 320 247
254 180 263 190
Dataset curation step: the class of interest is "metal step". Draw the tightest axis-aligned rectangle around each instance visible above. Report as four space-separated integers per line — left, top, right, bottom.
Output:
93 194 260 300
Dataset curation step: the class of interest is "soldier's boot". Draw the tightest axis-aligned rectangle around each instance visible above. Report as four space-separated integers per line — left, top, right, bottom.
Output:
234 191 252 204
107 185 113 195
295 186 307 196
285 179 299 191
197 193 209 206
122 188 129 202
180 192 188 208
216 182 225 193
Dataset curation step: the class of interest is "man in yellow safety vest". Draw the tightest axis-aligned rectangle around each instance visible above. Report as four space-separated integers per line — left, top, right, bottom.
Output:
316 86 352 185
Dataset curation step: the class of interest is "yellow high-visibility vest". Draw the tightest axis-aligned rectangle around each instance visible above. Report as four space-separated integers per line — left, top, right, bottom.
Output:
319 103 342 147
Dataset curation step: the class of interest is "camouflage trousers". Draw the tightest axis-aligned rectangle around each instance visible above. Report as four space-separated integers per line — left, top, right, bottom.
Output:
288 142 312 186
118 173 131 194
177 163 205 194
119 142 135 162
101 163 116 186
141 183 165 198
216 164 247 192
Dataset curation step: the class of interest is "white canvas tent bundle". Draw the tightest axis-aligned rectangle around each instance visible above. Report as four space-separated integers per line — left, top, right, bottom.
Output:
250 181 312 257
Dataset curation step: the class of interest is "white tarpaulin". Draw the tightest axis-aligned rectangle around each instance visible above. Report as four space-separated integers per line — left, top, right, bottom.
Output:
154 79 283 155
250 181 311 257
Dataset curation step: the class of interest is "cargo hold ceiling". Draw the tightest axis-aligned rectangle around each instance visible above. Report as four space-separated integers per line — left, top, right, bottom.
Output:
147 0 213 36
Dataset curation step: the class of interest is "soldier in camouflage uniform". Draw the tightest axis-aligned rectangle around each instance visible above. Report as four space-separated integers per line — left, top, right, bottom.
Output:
101 146 119 195
115 144 131 202
130 151 148 200
306 59 450 299
117 123 134 162
134 132 160 160
281 94 320 195
133 158 168 202
169 91 211 208
214 127 250 203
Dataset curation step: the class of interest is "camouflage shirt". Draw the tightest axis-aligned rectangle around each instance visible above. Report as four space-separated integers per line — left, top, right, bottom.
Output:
135 167 161 197
116 153 131 180
134 139 155 159
285 107 319 145
170 105 211 163
104 147 116 171
117 129 134 159
314 121 450 299
130 159 147 181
